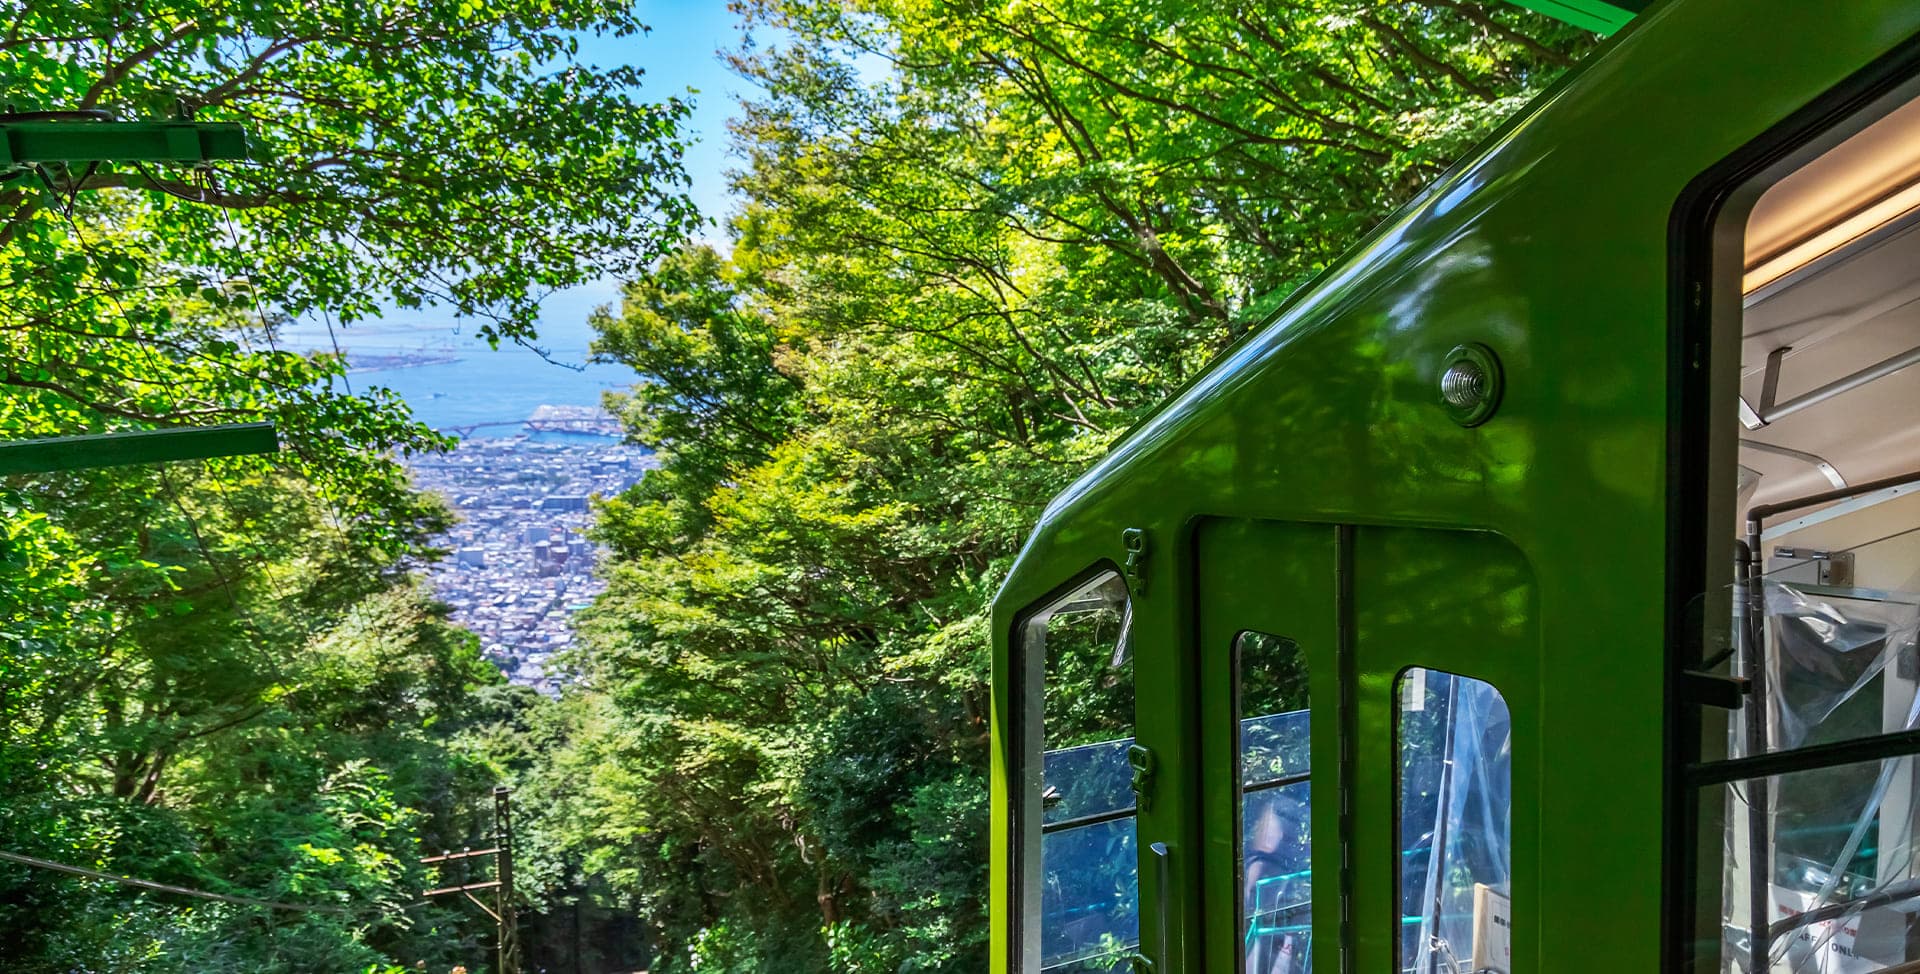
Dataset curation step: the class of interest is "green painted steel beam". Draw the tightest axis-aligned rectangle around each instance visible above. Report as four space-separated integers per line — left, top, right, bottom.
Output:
0 422 278 476
1503 0 1648 34
0 120 248 167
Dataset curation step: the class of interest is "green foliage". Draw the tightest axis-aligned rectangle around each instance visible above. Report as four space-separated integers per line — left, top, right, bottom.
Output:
527 1 1596 971
1 0 698 534
0 0 1599 970
2 0 694 969
0 523 506 971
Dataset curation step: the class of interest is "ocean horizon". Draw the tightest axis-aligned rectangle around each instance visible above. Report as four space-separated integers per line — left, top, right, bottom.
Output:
276 304 636 439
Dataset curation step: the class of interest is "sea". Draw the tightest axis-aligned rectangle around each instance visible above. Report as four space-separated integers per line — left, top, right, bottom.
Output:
274 286 637 440
275 294 647 689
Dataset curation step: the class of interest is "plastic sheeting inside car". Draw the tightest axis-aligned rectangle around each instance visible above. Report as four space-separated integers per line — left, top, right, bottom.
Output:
1755 581 1920 755
1710 580 1920 972
1711 753 1920 973
1399 670 1513 974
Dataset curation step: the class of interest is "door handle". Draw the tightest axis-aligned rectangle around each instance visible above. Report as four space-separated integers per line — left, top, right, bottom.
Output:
1131 841 1171 973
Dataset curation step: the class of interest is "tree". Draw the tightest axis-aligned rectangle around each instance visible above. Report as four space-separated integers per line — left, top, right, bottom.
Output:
2 0 699 523
538 2 1594 970
0 469 506 971
2 0 698 968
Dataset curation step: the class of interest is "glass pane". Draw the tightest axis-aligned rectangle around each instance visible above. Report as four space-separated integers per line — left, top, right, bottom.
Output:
1042 577 1135 750
1243 710 1312 788
1687 529 1920 972
1244 780 1312 974
1040 817 1140 972
1693 752 1920 973
1025 572 1137 972
1398 670 1512 974
1044 738 1134 826
1237 631 1312 973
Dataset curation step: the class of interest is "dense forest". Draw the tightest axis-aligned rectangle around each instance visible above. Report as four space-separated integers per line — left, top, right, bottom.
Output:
1 1 1591 971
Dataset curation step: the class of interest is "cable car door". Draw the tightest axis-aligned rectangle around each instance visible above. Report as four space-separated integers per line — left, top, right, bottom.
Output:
1352 526 1534 974
1195 520 1536 974
1195 518 1341 974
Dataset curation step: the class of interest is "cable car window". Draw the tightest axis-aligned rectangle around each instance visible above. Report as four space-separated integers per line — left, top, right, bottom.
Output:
1396 669 1513 974
1678 85 1920 973
1695 532 1920 973
1694 751 1920 973
1237 631 1312 974
1019 571 1137 973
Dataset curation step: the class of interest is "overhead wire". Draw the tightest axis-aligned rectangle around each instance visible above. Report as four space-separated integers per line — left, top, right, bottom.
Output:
196 164 376 561
45 161 546 924
11 62 435 935
0 848 347 915
53 201 310 774
49 194 262 618
39 172 367 915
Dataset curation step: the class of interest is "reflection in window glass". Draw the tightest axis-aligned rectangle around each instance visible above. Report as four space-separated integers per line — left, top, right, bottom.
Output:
1043 738 1134 828
1705 576 1920 974
1024 573 1136 972
1042 578 1135 750
1238 632 1311 974
1398 670 1512 974
1696 754 1920 973
1040 818 1139 972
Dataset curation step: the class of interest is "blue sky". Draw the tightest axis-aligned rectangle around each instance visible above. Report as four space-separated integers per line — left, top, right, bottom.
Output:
525 0 765 329
586 0 761 242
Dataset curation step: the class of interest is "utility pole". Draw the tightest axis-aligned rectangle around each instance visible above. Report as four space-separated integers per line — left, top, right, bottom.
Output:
495 786 520 974
421 786 519 974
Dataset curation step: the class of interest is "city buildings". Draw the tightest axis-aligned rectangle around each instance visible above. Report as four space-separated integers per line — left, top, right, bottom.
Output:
408 433 653 692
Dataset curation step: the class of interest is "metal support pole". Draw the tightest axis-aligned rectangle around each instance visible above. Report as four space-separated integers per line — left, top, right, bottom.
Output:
1760 343 1920 424
1736 539 1771 974
495 786 520 974
420 785 521 973
1739 439 1846 489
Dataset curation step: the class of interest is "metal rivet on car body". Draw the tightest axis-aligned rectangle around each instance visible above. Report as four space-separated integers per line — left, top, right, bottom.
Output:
1440 343 1503 427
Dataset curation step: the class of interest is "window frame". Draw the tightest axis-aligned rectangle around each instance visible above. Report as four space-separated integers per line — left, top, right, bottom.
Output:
1009 562 1136 974
1232 629 1314 974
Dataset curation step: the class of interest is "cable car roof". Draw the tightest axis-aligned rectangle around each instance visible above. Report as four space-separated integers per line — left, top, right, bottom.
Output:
1505 0 1649 35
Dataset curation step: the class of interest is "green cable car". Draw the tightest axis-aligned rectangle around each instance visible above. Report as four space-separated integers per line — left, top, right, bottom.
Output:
988 0 1920 971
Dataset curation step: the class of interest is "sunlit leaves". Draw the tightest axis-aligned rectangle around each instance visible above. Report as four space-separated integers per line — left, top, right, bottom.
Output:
1 0 689 967
545 1 1592 970
1 0 698 538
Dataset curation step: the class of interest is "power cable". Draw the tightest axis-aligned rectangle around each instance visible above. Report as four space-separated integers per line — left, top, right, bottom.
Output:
49 202 258 614
50 185 304 752
0 849 347 915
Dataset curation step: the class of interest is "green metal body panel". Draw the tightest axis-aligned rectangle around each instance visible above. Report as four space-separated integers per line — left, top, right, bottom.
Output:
0 423 279 476
1504 0 1647 36
0 120 248 166
987 1 1920 971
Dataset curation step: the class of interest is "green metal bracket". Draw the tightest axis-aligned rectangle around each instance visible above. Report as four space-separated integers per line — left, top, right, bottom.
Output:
1126 743 1156 810
1122 527 1148 594
0 422 278 476
1502 0 1648 35
0 119 248 167
0 115 267 477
